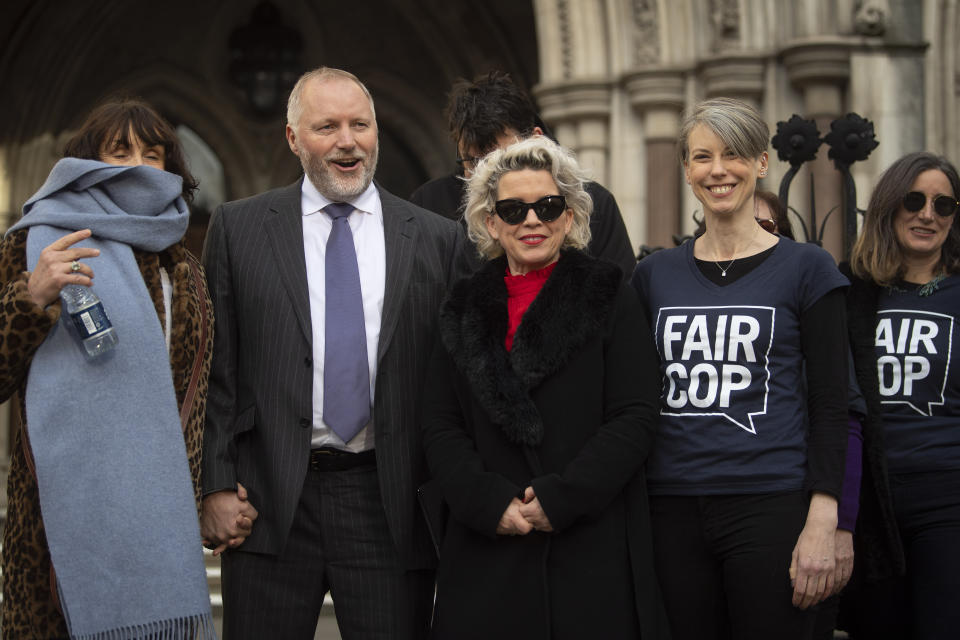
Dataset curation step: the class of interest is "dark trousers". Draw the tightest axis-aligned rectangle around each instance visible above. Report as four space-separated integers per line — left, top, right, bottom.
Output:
221 463 434 640
843 469 960 640
650 492 816 640
812 593 840 640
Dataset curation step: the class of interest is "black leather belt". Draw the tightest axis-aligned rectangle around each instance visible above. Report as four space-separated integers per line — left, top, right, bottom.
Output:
309 447 376 472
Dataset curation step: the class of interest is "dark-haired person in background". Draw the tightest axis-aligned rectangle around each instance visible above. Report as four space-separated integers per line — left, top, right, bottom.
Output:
837 151 960 639
0 98 215 638
754 189 794 238
410 71 637 276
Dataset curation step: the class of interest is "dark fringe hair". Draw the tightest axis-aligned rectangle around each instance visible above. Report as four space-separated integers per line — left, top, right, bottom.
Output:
445 71 540 155
851 151 960 285
63 97 198 203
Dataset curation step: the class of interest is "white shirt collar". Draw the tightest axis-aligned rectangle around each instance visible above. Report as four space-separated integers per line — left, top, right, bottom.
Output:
301 177 380 218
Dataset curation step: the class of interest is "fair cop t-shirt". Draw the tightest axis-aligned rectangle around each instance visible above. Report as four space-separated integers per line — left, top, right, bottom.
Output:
876 276 960 474
632 237 848 495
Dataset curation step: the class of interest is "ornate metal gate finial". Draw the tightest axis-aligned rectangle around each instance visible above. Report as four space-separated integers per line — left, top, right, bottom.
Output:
771 112 878 257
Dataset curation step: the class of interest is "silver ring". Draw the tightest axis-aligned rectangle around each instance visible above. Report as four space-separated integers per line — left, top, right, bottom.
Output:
70 260 80 273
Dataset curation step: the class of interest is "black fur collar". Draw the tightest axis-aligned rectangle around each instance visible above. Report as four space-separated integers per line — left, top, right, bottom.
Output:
439 250 621 445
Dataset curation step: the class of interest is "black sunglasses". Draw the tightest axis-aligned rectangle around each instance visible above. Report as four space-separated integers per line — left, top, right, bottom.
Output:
903 191 960 218
493 195 567 225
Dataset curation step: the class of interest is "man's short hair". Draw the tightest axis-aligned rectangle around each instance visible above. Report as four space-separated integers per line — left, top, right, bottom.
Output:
446 71 540 154
287 67 376 127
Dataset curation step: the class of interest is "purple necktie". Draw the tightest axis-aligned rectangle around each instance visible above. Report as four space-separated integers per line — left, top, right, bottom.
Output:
323 202 370 443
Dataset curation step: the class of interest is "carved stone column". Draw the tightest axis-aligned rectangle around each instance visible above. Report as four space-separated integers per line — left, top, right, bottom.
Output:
783 41 851 259
700 55 766 107
624 68 685 249
534 79 613 184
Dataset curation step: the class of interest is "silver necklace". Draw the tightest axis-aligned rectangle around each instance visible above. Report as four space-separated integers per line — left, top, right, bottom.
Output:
711 221 759 278
715 258 736 277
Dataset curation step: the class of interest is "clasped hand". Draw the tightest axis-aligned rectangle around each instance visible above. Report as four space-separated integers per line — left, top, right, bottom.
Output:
496 486 554 535
200 482 259 555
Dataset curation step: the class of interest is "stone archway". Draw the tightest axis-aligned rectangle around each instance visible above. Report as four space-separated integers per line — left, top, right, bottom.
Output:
0 0 540 219
0 0 541 470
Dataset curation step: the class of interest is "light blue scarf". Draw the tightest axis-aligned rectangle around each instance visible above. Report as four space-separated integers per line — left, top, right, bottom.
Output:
9 158 215 639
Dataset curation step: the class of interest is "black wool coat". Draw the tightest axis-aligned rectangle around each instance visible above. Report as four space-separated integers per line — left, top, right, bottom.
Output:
422 250 670 640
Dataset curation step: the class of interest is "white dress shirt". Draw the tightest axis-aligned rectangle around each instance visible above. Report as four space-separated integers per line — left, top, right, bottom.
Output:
301 179 385 452
160 266 172 353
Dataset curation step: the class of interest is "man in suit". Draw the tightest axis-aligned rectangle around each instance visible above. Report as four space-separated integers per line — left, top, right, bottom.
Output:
199 67 464 639
410 70 637 278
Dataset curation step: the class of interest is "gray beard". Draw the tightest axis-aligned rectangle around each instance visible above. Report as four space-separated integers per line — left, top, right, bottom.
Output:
301 144 379 201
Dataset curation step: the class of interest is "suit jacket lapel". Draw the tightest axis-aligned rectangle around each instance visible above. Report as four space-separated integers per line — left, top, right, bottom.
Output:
378 187 417 364
264 180 312 344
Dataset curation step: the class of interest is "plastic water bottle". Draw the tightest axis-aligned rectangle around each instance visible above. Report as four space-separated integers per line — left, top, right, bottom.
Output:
60 285 119 357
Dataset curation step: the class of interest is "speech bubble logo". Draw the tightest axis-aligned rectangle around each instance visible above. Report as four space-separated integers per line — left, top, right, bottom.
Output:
655 306 775 434
876 309 953 416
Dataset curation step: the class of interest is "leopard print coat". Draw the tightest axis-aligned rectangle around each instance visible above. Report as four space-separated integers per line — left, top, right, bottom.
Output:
0 229 214 638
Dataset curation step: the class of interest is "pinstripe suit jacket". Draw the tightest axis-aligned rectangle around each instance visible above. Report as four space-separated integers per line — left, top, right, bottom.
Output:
202 179 465 568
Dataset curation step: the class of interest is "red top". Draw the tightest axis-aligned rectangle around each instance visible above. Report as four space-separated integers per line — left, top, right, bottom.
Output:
503 261 557 351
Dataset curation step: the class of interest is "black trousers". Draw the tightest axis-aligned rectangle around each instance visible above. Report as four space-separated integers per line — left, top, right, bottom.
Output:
221 462 434 640
650 492 816 640
842 468 960 640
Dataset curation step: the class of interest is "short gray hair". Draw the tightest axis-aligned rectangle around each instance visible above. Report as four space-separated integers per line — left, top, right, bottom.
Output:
678 97 769 164
286 67 377 127
464 136 592 260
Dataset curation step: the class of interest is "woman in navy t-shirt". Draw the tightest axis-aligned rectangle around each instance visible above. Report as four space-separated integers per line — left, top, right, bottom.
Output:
632 98 849 640
838 152 960 639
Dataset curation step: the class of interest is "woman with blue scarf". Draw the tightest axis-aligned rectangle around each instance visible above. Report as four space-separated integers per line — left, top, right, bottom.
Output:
0 98 218 639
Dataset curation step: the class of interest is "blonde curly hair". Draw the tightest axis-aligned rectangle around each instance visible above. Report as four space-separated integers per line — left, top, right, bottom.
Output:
463 136 593 260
